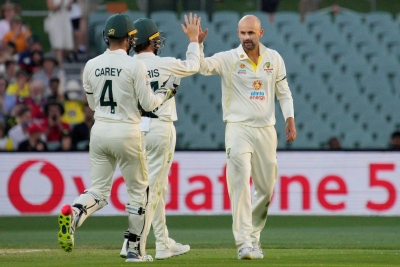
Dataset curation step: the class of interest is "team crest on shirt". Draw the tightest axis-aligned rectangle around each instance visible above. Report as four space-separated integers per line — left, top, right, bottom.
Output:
263 62 274 73
253 80 263 90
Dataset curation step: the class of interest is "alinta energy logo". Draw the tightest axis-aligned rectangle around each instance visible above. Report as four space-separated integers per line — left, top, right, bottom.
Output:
250 80 265 100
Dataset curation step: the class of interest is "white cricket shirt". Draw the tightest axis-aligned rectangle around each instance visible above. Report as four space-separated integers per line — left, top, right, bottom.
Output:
134 42 200 122
199 43 294 127
83 49 164 124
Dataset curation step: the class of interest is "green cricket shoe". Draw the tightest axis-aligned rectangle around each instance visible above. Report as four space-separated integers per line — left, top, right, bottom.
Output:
57 207 75 252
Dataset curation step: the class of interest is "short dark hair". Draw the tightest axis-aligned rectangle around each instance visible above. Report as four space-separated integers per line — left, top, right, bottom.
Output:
17 106 31 117
392 131 400 139
0 75 9 88
44 102 65 116
5 59 16 68
50 77 60 84
133 40 151 53
108 36 127 46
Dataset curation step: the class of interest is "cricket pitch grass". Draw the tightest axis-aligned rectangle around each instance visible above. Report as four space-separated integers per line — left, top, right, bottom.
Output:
0 215 399 266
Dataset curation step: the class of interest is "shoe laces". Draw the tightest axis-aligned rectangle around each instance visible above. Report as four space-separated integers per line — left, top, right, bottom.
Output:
238 247 253 255
252 242 262 250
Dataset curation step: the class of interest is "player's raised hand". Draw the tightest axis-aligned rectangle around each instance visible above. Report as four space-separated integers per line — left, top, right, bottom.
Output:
285 117 297 143
181 12 200 43
198 23 209 44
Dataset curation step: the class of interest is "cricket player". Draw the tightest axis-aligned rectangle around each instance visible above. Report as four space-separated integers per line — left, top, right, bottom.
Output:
119 13 201 260
198 15 297 260
57 13 177 262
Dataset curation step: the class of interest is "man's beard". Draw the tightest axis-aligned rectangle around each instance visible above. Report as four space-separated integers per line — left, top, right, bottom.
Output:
242 40 256 50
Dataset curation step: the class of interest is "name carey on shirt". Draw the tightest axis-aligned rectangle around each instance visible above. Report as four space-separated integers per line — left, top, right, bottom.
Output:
95 68 122 77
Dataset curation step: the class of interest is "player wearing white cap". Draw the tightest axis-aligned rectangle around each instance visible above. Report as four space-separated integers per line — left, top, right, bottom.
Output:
198 15 297 260
119 13 200 260
57 13 177 262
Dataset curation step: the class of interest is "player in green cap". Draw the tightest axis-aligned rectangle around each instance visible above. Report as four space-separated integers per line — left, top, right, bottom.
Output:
57 13 178 262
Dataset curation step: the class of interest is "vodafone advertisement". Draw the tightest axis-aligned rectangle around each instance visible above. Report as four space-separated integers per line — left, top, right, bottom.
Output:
1 151 399 216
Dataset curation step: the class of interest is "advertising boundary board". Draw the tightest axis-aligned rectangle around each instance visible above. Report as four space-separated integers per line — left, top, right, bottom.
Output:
1 151 399 216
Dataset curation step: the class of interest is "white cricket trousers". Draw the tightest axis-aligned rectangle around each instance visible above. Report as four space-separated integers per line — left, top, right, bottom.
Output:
88 121 148 207
225 122 278 250
145 119 176 249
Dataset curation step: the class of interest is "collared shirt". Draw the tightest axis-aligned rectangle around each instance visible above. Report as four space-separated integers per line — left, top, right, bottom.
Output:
133 42 200 122
199 43 294 127
82 49 164 124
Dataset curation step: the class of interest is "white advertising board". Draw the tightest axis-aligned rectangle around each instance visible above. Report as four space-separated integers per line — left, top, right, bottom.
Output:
0 151 399 216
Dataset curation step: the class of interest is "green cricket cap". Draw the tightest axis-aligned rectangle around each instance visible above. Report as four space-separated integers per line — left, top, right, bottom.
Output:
104 13 137 38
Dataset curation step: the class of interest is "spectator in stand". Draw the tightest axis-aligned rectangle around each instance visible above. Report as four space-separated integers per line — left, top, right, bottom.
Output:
0 50 11 73
299 0 322 23
8 105 31 150
3 101 23 134
18 35 43 75
42 101 70 144
61 79 84 126
6 69 29 104
0 75 15 123
23 80 47 125
32 54 66 96
57 130 75 151
47 77 64 102
328 136 341 150
45 0 74 68
69 0 85 61
2 14 31 53
17 123 47 151
71 102 93 151
390 131 400 151
0 1 16 43
4 40 17 61
4 58 17 83
0 120 12 150
261 0 280 24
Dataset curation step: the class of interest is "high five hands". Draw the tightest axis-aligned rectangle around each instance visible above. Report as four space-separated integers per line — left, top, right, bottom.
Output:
181 12 200 43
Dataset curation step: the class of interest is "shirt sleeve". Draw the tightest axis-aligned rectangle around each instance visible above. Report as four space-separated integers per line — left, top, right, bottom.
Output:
198 43 223 76
134 61 164 111
82 63 95 111
165 42 200 78
275 53 294 121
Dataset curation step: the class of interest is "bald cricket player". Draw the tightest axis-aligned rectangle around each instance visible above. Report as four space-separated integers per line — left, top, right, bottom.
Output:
57 14 177 262
198 15 297 260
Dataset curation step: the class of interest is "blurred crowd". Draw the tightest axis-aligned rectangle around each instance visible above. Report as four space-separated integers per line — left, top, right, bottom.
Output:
0 0 92 152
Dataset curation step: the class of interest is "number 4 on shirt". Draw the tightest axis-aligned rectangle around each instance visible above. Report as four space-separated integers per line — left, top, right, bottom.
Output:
100 80 117 114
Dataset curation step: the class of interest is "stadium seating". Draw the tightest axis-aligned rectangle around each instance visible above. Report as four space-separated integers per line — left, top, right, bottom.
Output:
86 9 400 150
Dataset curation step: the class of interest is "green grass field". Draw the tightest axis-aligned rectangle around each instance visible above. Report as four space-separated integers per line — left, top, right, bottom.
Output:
0 215 399 266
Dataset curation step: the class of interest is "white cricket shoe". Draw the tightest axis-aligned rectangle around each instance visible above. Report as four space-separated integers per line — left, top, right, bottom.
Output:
120 238 128 258
155 238 190 260
251 242 264 259
237 247 253 260
125 249 153 262
57 206 77 252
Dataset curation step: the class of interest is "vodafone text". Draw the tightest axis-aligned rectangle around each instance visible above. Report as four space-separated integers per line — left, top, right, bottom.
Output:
2 152 398 216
